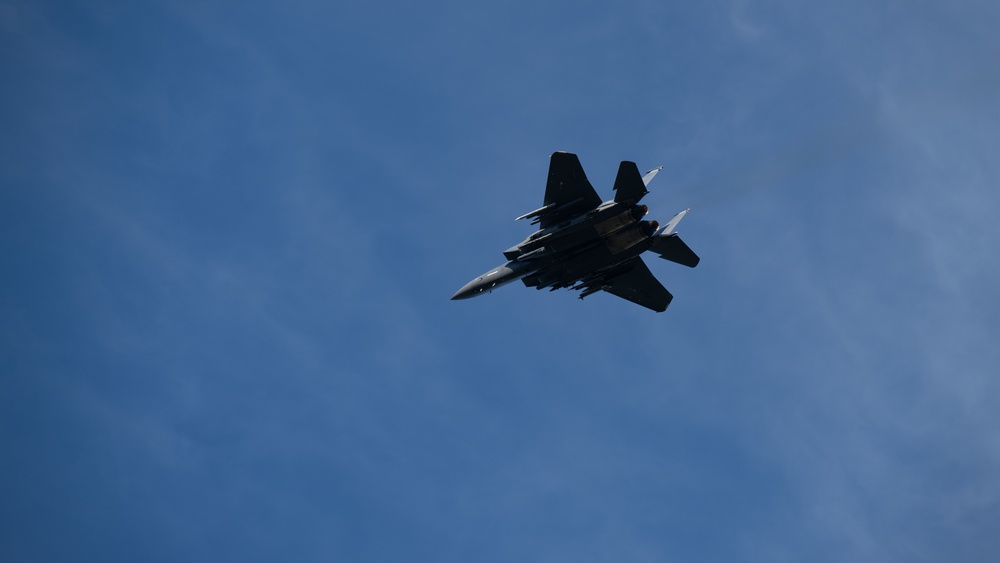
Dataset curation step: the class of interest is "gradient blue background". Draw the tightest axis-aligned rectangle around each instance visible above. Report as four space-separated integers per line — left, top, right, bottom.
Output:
3 1 999 561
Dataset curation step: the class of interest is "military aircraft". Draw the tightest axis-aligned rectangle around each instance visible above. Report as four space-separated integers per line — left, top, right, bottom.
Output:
451 152 699 312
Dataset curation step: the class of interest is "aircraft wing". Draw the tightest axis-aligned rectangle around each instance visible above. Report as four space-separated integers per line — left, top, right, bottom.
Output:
601 257 673 312
539 152 603 228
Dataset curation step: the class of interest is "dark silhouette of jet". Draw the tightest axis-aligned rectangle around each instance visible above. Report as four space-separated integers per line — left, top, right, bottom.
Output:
452 152 699 312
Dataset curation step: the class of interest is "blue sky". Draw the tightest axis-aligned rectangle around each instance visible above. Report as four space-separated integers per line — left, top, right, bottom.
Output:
3 1 999 561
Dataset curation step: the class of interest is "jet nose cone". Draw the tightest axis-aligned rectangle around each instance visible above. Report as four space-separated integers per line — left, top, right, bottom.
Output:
451 283 475 300
452 276 485 300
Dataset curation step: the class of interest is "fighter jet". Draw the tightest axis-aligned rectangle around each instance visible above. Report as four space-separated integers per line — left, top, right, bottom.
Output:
452 152 699 312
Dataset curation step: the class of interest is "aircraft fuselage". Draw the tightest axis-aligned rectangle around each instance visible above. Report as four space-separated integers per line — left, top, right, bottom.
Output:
451 152 699 312
451 212 659 300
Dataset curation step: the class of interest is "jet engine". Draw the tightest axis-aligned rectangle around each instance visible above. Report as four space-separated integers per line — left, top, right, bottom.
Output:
605 220 658 254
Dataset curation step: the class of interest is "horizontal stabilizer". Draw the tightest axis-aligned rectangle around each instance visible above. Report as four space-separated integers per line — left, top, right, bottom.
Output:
613 161 648 204
650 234 700 268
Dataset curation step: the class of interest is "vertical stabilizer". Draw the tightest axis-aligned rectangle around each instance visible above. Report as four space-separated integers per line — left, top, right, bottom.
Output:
655 209 689 236
613 161 649 203
642 166 663 187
